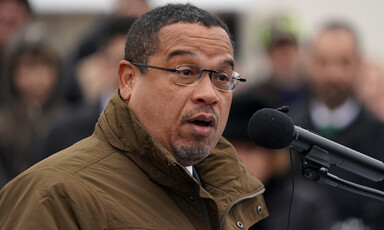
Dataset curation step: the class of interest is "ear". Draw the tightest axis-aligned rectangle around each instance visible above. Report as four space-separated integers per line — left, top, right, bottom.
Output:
118 60 137 101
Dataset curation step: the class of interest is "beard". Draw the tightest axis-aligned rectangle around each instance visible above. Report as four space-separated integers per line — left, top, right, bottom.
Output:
317 86 352 109
171 105 222 165
171 141 213 166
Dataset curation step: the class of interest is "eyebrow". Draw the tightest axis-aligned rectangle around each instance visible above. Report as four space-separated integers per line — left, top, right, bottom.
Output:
167 49 235 69
222 59 235 69
167 50 195 60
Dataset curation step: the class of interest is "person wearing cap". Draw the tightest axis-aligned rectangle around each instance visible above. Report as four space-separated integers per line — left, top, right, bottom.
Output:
239 14 308 110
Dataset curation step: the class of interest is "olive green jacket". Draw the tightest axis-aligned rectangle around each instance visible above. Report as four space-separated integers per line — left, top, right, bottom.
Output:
0 90 268 230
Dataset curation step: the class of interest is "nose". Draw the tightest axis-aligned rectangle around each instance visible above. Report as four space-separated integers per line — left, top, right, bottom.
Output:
322 63 349 85
191 72 219 105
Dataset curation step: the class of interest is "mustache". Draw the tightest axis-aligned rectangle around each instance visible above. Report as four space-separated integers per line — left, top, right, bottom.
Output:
180 105 219 125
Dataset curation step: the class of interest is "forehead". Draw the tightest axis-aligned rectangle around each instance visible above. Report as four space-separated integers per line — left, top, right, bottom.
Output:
314 30 357 55
154 23 234 65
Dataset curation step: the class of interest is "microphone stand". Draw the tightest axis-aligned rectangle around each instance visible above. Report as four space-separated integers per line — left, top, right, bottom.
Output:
297 145 384 202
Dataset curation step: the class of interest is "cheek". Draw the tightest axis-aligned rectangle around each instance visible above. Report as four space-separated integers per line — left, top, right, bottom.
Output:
14 66 57 93
130 80 185 135
219 95 232 133
236 147 271 181
14 73 28 95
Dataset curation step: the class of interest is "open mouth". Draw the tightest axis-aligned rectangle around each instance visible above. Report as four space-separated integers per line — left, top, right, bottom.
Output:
185 113 218 136
188 114 216 128
192 119 212 127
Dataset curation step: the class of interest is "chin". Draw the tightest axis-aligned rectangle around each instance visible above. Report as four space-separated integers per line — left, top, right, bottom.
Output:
172 141 213 165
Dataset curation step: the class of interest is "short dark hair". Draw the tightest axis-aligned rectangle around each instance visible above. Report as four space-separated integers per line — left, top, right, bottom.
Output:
124 3 232 73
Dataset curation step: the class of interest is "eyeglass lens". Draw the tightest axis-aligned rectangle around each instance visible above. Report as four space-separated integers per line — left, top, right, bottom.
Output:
174 64 236 91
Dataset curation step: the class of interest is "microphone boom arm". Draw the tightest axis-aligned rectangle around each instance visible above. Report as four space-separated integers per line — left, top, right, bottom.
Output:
247 107 384 201
292 126 384 182
295 140 384 202
301 159 384 202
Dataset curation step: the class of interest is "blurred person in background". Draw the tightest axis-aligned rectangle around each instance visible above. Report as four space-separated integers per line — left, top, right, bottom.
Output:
223 96 336 230
355 61 384 122
75 17 136 105
42 16 136 156
0 162 6 187
0 23 68 186
238 13 308 110
290 20 384 229
113 0 151 17
0 0 32 105
62 0 150 105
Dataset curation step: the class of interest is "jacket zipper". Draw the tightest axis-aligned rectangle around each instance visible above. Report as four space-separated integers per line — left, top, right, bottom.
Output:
219 188 266 230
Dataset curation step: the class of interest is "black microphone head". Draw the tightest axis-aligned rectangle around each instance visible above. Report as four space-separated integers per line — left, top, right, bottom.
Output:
247 108 295 149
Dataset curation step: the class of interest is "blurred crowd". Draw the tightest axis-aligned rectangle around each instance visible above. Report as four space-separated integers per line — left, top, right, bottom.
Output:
225 13 384 230
0 0 150 185
1 0 384 230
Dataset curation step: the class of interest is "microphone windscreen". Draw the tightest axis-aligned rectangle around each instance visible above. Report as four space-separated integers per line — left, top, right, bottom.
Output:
247 108 295 149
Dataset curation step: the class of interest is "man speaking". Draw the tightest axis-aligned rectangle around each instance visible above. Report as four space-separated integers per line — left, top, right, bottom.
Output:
0 3 268 229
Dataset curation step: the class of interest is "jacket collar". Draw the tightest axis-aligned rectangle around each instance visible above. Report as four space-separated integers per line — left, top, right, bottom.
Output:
98 90 188 180
98 90 265 202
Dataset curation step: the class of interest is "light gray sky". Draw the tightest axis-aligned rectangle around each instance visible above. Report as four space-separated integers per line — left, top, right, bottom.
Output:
28 0 251 13
28 0 384 61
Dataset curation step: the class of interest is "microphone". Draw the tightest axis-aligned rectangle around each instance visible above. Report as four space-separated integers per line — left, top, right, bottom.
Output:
247 108 384 182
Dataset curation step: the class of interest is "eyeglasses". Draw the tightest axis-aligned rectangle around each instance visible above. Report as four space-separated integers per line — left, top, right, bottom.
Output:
129 61 246 92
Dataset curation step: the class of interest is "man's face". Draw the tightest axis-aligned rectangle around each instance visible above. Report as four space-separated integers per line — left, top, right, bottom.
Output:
119 23 234 166
14 56 57 106
309 29 360 109
0 1 29 45
268 43 300 85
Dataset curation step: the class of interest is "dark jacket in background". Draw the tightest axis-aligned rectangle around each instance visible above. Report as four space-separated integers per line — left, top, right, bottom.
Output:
42 101 101 157
225 95 337 230
289 99 384 230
